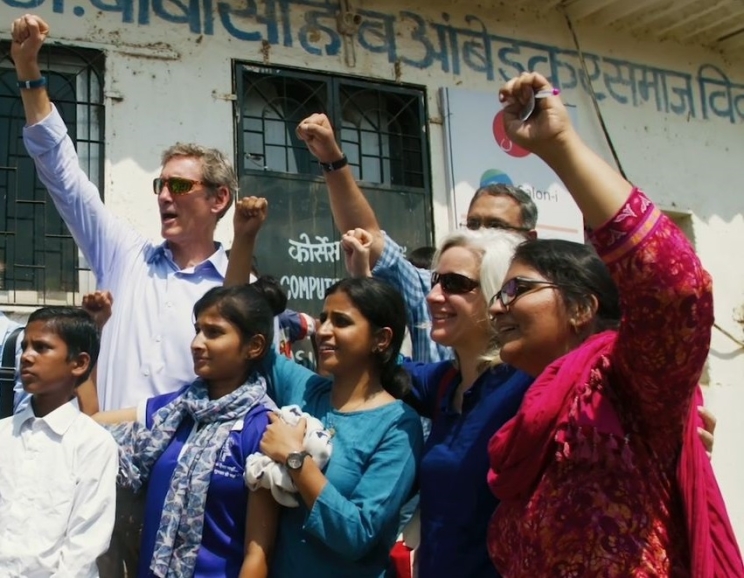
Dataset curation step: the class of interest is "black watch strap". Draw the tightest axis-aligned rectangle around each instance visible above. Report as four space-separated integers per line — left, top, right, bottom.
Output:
17 77 47 90
319 154 348 172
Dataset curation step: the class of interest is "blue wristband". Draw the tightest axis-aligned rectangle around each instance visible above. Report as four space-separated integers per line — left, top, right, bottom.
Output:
17 77 47 90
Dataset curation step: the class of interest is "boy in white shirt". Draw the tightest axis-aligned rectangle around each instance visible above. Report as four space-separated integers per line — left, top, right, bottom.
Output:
0 306 117 577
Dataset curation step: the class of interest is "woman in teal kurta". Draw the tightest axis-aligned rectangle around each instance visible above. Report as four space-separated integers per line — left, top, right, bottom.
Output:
258 278 423 578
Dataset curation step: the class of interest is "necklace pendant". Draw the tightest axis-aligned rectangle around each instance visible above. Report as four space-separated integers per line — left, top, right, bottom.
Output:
324 416 336 438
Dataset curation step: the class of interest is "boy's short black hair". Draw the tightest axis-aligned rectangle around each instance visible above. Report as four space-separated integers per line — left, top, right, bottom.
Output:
27 307 100 385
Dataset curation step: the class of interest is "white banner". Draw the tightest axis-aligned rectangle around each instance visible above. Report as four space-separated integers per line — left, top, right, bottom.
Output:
443 87 584 242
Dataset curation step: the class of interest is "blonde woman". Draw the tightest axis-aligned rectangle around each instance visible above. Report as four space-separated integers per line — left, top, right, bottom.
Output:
344 227 529 578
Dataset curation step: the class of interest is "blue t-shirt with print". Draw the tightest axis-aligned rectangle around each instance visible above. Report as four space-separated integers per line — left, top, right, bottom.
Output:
137 387 270 578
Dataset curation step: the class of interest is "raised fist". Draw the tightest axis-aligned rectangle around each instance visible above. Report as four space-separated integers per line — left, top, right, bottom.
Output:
341 228 374 278
295 113 344 164
233 196 268 239
82 290 114 331
499 72 574 157
10 14 49 70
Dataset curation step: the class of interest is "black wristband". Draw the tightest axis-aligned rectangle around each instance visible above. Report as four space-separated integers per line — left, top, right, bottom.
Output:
17 77 47 90
318 154 348 172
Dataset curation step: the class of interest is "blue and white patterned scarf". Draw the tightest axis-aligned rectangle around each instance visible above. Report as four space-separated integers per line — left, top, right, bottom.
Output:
108 373 268 578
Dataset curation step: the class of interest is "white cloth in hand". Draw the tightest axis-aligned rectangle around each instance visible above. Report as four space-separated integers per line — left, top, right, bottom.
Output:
245 405 333 507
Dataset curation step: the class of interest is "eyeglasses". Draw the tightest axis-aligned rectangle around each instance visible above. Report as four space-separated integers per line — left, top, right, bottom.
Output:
152 177 206 196
489 276 561 308
431 272 480 295
463 218 531 233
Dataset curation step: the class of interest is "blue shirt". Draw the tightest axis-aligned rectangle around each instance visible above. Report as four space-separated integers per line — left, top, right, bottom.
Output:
137 388 270 578
263 353 423 578
23 107 227 410
276 309 315 359
372 234 450 363
0 313 25 414
405 360 533 578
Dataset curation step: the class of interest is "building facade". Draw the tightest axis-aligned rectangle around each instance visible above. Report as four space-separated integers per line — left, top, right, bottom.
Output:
1 0 743 543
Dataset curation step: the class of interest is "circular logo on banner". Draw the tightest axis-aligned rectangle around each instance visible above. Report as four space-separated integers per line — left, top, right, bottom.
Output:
480 169 513 187
492 110 530 158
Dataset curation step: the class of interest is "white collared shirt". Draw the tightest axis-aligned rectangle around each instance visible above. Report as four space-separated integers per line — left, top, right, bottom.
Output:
0 401 118 577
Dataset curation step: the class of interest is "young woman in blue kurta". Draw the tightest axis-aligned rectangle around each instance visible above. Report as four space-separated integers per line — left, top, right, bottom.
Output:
257 278 423 578
103 282 283 578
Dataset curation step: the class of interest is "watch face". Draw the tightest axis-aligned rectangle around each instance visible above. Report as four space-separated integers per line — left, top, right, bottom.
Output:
287 453 304 469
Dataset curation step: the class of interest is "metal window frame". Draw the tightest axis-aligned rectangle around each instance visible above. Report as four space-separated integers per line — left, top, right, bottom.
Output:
234 63 432 197
0 42 104 307
335 76 429 190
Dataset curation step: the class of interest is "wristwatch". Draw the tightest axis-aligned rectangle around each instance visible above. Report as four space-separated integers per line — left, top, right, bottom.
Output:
286 450 311 471
318 154 348 172
17 77 47 90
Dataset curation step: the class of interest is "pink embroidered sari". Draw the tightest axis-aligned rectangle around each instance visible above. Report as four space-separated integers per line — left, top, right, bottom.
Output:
487 190 743 577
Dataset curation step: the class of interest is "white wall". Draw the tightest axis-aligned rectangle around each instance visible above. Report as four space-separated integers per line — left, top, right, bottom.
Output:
2 0 743 541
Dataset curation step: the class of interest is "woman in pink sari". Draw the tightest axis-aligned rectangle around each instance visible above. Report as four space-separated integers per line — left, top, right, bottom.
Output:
485 72 743 577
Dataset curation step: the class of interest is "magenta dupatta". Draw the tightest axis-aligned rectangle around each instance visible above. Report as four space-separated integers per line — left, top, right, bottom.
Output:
487 330 744 578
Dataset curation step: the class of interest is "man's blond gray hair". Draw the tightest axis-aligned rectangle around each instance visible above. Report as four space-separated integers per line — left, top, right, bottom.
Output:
161 143 238 220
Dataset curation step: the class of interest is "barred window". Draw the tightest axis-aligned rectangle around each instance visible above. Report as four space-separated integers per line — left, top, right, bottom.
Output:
235 64 432 314
0 43 103 307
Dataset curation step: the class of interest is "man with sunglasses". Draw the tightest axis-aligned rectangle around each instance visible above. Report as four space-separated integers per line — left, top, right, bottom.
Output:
12 15 234 411
296 113 538 363
13 17 238 577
